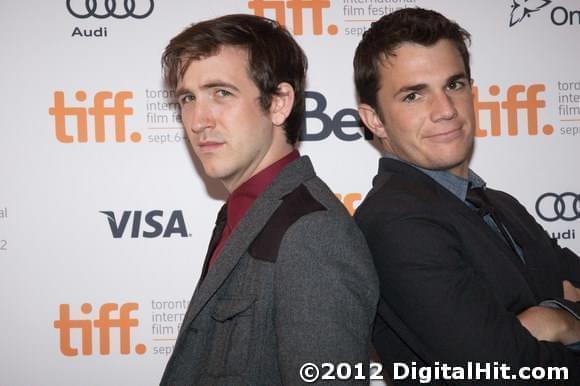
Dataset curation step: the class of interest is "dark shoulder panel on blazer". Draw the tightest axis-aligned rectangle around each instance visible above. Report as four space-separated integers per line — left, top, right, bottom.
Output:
249 184 326 262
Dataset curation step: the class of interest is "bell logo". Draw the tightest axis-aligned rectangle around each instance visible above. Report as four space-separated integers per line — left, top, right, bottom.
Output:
336 193 362 216
302 91 373 141
49 90 140 143
53 303 146 356
473 84 554 137
248 0 337 35
100 210 190 238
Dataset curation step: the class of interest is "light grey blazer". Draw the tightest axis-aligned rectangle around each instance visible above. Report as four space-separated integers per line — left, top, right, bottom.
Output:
160 156 379 385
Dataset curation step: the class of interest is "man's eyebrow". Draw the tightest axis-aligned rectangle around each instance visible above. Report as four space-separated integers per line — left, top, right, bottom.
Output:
175 87 189 98
201 81 240 92
175 81 240 97
394 83 427 97
447 72 469 83
394 73 469 97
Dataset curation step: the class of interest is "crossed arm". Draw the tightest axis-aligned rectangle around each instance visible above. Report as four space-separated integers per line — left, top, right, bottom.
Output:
518 280 580 345
367 213 580 380
518 305 580 345
563 280 580 302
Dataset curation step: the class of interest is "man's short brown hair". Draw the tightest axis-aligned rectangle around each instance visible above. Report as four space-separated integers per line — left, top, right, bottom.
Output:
354 8 472 111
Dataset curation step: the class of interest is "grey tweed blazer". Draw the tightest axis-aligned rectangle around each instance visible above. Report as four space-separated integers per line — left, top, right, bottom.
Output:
160 156 379 385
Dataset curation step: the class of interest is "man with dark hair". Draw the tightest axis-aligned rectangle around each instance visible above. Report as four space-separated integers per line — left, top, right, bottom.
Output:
160 14 378 385
354 7 580 383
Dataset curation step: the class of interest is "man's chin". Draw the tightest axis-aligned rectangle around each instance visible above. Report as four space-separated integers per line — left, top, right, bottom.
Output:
202 164 234 183
199 162 219 178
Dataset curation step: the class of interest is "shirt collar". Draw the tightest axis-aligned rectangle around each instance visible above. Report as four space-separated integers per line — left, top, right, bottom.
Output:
382 152 486 202
226 149 300 232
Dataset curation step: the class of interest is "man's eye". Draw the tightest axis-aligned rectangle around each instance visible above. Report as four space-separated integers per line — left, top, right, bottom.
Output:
180 94 194 104
448 80 464 90
403 92 418 102
216 89 232 97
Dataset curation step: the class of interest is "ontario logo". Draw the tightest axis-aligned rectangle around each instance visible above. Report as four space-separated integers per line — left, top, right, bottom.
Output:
54 302 146 356
248 0 338 35
509 0 580 27
509 0 551 26
49 90 140 143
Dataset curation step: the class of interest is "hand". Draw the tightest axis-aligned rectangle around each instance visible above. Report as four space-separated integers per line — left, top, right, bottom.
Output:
563 280 580 302
517 306 580 345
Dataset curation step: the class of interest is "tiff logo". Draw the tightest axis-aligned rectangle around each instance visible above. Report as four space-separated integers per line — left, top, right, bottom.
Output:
49 91 140 143
335 193 362 216
248 0 338 35
53 303 146 356
473 84 554 137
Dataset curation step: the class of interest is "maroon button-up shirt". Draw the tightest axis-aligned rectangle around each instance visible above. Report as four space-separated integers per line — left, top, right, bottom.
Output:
207 150 300 270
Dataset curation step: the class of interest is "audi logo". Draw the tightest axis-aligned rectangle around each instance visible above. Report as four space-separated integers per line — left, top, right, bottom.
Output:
535 192 580 222
66 0 154 19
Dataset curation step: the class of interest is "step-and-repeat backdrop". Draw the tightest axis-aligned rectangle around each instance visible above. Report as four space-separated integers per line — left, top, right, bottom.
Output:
1 1 579 385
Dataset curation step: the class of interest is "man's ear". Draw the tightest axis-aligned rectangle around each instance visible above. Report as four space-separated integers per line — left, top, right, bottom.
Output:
270 82 294 127
358 103 388 140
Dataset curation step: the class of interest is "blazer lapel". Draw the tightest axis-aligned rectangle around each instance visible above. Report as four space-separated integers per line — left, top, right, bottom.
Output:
198 204 228 282
434 177 540 299
179 156 316 332
458 204 530 267
487 193 548 298
181 196 281 327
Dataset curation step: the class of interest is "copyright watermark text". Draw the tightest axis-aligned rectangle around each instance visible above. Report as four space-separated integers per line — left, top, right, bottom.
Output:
298 361 569 383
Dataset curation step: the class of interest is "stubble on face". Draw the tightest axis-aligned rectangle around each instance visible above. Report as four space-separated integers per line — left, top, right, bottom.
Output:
177 46 292 192
375 40 476 177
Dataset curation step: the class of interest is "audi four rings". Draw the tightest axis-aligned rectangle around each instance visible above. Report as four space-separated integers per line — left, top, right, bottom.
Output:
535 192 580 222
66 0 154 19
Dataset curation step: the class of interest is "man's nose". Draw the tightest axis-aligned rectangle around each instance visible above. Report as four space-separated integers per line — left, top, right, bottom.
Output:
431 92 458 122
186 100 214 134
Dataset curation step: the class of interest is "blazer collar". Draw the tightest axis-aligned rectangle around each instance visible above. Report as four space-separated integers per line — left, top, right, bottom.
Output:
375 158 458 207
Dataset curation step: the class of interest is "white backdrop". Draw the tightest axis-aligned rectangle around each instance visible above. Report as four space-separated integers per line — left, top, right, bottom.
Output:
1 1 579 385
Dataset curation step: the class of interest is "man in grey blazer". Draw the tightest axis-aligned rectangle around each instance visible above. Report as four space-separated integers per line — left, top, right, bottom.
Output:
159 14 379 385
